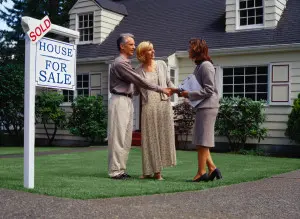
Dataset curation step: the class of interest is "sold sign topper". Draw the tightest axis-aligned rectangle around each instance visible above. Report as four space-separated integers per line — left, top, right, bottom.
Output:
27 16 52 43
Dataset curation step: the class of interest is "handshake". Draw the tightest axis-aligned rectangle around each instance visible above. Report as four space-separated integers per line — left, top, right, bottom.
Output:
162 87 189 98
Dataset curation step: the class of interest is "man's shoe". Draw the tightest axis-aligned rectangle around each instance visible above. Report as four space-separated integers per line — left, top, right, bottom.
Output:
111 174 126 180
122 173 131 178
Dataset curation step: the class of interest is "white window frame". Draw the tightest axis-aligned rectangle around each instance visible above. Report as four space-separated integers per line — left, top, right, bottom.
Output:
76 12 94 44
236 0 265 30
221 65 269 102
169 67 179 106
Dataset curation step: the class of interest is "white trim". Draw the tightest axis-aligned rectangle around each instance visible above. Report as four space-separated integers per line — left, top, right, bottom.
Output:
77 56 115 64
235 0 265 30
176 43 300 57
77 12 95 44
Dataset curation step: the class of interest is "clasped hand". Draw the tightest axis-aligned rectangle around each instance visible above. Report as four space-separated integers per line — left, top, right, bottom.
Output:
162 88 189 98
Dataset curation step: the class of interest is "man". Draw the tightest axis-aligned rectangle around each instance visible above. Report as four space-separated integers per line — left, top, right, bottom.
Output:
108 33 172 179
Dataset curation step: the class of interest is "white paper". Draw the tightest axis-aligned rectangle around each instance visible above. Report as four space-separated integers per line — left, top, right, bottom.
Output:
178 74 203 108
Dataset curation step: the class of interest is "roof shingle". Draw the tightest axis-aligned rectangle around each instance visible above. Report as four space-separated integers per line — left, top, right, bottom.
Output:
78 0 300 59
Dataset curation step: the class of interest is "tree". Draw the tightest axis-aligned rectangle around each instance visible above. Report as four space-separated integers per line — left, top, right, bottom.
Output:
35 91 67 146
0 0 77 139
0 63 24 137
0 0 77 64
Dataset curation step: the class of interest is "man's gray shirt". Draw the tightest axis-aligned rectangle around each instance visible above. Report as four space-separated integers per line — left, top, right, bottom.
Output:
110 55 163 95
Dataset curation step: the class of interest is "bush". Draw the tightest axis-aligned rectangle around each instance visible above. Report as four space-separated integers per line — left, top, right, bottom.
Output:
0 63 24 138
215 97 268 151
35 91 67 146
285 93 300 144
173 102 195 147
68 95 107 143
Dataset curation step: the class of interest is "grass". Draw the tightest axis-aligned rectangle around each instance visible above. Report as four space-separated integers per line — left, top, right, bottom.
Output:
0 148 299 199
0 147 74 155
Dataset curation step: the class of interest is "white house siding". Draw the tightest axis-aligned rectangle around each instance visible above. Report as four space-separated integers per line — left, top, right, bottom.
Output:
99 9 124 43
225 0 289 32
69 0 124 44
265 0 289 28
76 62 109 106
35 62 109 142
177 50 300 146
225 0 236 32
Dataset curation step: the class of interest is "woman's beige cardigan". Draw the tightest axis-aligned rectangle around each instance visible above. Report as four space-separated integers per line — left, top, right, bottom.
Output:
135 60 176 104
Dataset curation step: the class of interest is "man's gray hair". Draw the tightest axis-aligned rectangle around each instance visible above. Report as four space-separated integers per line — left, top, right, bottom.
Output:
117 33 134 51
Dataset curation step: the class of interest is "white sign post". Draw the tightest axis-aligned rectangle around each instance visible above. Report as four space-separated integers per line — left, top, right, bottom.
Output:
21 16 79 189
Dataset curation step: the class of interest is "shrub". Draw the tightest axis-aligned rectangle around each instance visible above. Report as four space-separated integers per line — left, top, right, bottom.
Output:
285 93 300 144
173 102 195 147
35 91 67 146
68 95 107 143
215 97 268 151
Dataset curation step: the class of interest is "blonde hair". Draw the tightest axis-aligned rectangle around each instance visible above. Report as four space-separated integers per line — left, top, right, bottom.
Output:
136 41 153 63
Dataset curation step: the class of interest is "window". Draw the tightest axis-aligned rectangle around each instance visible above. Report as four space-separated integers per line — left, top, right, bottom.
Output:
62 90 74 102
62 73 102 103
78 13 93 42
239 0 263 27
77 74 90 96
222 66 268 101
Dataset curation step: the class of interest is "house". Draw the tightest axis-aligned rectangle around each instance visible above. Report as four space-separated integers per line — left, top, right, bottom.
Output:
37 0 300 150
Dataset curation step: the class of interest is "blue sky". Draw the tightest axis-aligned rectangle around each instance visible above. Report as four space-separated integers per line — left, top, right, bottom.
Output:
0 0 13 30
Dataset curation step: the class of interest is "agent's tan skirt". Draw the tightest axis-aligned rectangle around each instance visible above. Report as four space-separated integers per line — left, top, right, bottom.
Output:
192 108 218 148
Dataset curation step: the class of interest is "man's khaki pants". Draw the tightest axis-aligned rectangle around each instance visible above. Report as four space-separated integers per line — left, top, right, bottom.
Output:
108 94 133 177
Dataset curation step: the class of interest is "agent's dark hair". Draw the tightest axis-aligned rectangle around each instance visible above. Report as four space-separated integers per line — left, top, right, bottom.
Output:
117 33 135 51
189 38 212 65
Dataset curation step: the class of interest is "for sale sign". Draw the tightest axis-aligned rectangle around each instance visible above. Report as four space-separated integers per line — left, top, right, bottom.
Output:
35 37 76 90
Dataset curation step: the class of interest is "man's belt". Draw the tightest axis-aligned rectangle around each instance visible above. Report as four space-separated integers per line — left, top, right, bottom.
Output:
111 91 133 98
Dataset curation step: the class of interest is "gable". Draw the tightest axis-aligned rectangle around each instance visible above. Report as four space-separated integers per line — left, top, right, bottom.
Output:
69 0 126 44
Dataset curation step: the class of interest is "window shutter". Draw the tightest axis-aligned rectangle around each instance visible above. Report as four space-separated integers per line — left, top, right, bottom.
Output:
90 72 101 96
269 63 291 105
214 66 223 98
168 67 178 105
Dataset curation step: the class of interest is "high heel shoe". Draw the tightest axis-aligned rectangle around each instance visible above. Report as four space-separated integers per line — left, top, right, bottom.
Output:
208 168 222 181
186 173 209 182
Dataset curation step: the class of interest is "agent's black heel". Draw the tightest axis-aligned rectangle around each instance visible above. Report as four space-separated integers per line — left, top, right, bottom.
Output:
209 168 222 181
186 173 209 182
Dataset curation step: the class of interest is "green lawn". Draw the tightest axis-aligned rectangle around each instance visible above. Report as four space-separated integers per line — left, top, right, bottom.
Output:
0 148 299 199
0 147 74 155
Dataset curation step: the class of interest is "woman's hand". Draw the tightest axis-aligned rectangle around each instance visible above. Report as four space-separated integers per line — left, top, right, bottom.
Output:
179 90 189 98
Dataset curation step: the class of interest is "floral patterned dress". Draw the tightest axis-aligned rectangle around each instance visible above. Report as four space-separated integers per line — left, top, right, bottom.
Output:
141 71 176 176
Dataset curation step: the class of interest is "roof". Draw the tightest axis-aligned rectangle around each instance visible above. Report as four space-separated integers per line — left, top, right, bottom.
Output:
94 0 128 16
78 0 300 59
